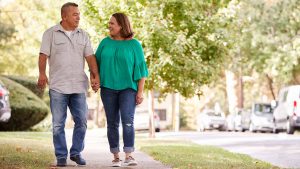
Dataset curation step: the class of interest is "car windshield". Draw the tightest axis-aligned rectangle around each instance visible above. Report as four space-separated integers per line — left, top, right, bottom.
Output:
254 104 272 115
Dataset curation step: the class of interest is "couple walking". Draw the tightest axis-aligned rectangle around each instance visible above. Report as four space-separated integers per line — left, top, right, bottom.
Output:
37 2 148 167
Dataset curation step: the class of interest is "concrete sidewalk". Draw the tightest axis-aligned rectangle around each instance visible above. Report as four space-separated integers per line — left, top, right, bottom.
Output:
54 129 171 169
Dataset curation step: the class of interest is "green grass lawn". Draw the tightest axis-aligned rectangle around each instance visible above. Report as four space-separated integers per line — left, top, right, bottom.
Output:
0 132 280 169
137 138 280 169
0 132 54 169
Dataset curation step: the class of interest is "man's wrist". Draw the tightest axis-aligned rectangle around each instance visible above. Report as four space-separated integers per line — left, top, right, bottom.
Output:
39 72 46 76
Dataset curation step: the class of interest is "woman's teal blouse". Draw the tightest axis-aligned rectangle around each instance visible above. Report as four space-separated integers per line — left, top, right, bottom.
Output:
95 36 148 91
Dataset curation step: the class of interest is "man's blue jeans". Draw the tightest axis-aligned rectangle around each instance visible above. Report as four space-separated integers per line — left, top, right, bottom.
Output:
49 89 87 160
100 87 136 153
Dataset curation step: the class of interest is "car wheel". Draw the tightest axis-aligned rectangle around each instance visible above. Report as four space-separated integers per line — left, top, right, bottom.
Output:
286 119 295 135
273 119 279 134
219 126 226 132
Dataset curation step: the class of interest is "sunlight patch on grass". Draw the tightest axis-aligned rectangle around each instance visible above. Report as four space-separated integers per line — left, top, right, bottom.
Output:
0 132 54 169
137 139 279 169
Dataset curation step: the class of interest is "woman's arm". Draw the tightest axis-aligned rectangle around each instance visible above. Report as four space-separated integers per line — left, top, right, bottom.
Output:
136 78 146 105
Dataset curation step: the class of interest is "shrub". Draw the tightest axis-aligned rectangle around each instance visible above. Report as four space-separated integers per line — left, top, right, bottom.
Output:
0 76 49 131
4 75 44 98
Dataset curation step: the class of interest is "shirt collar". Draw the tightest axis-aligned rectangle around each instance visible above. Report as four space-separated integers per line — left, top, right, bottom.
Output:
53 22 81 33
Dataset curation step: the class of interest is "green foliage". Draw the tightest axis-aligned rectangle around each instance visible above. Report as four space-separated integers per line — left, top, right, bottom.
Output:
179 105 188 129
0 20 15 47
0 76 49 131
139 1 229 98
222 0 300 84
4 75 44 98
83 0 228 98
0 0 62 76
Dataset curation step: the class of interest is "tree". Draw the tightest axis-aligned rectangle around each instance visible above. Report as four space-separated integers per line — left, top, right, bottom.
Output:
225 0 300 91
83 0 228 97
217 0 300 114
0 20 14 48
0 0 63 75
82 0 229 134
0 8 15 71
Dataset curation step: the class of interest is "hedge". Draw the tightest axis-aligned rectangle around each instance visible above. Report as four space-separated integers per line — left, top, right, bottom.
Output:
4 75 44 98
0 76 49 131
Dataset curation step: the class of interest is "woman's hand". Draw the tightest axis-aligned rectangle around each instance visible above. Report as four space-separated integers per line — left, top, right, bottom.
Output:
136 91 144 105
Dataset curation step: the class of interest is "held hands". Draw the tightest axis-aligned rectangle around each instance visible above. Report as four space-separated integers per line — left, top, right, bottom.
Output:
91 75 100 92
37 74 48 90
136 91 144 105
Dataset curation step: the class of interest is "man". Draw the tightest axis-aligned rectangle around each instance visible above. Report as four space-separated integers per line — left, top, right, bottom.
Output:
37 2 100 167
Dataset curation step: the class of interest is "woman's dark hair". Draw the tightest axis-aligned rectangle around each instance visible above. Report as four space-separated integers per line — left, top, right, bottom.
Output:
112 13 134 38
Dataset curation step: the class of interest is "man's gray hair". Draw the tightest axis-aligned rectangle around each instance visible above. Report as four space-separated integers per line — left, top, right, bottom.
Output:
61 2 78 17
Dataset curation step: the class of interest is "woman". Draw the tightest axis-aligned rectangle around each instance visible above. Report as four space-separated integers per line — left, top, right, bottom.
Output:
95 13 148 167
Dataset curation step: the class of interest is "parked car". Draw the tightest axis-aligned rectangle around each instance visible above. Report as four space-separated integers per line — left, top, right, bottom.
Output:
197 109 226 131
273 85 300 134
134 109 160 132
235 109 251 132
249 103 274 133
226 109 251 132
226 113 235 131
0 83 11 122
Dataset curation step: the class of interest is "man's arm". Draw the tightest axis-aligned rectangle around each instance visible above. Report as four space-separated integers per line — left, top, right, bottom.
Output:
85 55 100 92
37 53 48 89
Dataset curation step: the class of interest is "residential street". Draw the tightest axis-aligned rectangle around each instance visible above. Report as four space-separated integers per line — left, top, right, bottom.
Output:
137 131 300 168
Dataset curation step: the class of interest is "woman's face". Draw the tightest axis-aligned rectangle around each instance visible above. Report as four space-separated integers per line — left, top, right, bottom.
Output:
108 16 121 37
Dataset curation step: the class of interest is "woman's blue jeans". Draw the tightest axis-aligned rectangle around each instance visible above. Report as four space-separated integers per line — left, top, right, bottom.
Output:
49 89 87 160
100 87 136 153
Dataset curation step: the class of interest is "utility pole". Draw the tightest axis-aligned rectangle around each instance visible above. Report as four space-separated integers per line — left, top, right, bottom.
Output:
172 93 180 132
148 90 155 138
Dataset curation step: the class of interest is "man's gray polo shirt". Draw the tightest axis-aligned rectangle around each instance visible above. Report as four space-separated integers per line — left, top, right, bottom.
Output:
40 24 94 94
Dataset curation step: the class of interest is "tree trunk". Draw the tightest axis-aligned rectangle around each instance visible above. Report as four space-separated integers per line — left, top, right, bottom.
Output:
292 60 300 85
225 70 240 114
172 93 180 132
237 75 244 109
266 74 276 100
148 90 155 138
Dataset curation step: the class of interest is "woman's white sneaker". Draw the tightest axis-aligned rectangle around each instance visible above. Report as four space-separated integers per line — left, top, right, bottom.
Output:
124 156 137 166
112 158 121 167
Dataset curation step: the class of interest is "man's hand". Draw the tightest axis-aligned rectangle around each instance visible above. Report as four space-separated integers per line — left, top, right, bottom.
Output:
85 55 100 92
136 91 144 105
90 75 100 92
37 73 48 90
38 53 48 90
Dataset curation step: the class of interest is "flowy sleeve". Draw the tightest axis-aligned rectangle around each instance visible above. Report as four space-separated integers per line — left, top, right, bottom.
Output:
133 41 149 81
95 39 106 65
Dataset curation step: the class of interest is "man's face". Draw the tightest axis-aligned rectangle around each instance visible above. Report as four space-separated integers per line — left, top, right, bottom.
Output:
63 6 80 28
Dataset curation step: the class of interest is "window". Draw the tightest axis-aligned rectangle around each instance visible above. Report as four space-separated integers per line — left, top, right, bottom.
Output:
254 104 272 115
155 109 167 121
